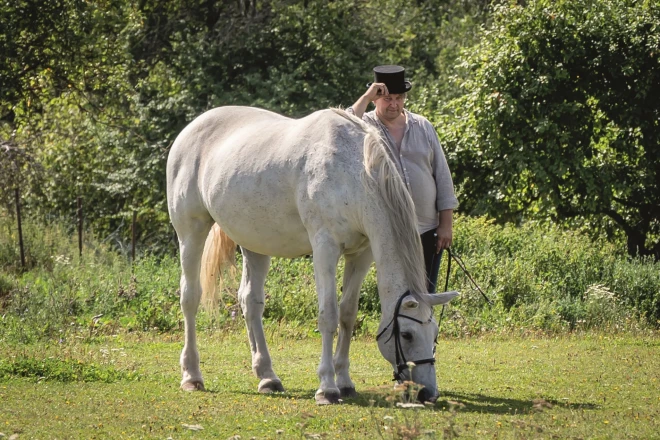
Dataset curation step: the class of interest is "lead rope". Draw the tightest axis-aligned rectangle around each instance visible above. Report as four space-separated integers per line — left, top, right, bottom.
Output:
438 247 451 323
438 247 492 327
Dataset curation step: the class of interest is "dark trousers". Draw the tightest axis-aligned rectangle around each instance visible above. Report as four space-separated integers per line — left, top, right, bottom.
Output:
420 229 444 292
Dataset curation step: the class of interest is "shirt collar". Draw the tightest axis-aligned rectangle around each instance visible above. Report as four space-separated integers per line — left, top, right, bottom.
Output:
403 109 420 125
372 108 418 127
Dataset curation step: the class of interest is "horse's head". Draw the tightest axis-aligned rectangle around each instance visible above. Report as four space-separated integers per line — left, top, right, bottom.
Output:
376 291 458 403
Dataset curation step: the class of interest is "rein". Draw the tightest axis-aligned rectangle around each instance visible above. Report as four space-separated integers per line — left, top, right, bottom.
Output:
376 291 436 382
439 247 492 322
447 248 492 305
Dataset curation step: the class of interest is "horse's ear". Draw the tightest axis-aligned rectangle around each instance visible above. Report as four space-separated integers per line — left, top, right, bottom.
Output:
402 296 419 309
424 291 459 306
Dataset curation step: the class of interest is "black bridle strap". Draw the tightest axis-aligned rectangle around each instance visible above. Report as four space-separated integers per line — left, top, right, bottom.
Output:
376 313 429 343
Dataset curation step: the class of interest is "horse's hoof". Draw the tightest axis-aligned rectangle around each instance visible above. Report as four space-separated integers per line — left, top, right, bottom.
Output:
258 378 285 393
181 381 205 391
315 390 341 405
339 387 357 399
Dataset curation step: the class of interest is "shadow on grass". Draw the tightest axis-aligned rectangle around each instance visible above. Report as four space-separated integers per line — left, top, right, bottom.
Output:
343 390 599 414
227 387 598 415
232 388 317 400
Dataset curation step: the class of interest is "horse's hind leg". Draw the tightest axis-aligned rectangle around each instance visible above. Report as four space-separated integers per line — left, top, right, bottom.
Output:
239 248 284 393
175 217 213 391
334 247 373 399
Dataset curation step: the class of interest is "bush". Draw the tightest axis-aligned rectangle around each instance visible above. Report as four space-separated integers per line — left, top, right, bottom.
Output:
449 216 657 330
438 0 660 259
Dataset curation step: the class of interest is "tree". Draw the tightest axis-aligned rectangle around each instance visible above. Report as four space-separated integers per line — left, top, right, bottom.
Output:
0 0 130 123
0 0 491 252
440 0 660 258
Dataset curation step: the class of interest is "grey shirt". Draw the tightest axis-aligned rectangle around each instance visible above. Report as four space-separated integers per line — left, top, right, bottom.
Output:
349 108 459 233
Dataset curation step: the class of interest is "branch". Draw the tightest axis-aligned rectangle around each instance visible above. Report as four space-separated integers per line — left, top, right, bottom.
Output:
599 208 633 236
612 196 651 210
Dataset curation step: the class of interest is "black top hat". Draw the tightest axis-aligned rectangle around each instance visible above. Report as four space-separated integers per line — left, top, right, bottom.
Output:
367 65 412 94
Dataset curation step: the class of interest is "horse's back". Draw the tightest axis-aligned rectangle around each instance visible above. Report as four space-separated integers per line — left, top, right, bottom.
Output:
167 106 368 257
167 106 290 182
167 106 293 218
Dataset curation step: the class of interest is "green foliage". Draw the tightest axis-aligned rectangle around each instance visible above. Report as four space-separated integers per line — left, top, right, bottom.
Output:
122 256 182 331
439 0 660 258
445 215 659 333
211 254 380 332
5 0 657 263
261 257 317 324
1 0 488 252
0 215 182 342
3 0 659 338
1 0 105 118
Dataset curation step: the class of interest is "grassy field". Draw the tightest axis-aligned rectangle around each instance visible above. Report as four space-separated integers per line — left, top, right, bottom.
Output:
1 326 659 439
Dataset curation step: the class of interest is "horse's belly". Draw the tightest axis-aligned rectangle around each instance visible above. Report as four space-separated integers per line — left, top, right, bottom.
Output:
206 182 312 257
222 210 312 258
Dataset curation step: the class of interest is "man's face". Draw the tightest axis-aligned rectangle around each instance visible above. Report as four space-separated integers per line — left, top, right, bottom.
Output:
374 93 406 121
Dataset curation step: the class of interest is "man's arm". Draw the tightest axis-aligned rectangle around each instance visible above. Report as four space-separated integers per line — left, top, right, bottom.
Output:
423 118 458 253
350 82 388 118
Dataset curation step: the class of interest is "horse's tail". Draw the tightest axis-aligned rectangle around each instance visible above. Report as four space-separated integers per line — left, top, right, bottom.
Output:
200 223 237 313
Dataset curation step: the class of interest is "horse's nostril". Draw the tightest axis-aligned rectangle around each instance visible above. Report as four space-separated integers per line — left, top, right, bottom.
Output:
417 387 438 403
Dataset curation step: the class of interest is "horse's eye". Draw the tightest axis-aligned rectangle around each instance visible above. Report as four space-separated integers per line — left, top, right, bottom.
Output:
401 332 413 341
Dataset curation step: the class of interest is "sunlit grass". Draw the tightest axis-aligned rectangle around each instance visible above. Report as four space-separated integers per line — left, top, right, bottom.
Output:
1 329 659 439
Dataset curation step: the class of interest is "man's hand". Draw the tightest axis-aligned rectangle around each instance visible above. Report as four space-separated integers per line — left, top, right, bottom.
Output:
435 209 454 253
364 82 389 102
435 224 452 253
351 83 389 118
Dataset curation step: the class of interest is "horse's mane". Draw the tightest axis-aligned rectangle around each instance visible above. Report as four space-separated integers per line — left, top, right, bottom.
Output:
331 108 428 296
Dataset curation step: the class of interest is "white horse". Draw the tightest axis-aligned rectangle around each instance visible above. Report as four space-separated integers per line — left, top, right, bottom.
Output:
166 106 457 404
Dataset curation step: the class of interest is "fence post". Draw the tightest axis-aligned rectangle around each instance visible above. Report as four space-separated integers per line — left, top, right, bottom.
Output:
14 186 25 269
77 196 83 259
131 210 137 264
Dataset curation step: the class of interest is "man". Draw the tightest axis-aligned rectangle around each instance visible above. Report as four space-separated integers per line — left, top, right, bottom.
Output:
348 65 458 292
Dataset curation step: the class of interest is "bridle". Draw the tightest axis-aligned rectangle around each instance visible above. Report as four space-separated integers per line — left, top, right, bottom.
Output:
375 249 491 383
376 291 436 382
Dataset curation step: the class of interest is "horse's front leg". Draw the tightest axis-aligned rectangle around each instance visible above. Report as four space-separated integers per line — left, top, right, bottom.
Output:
334 247 373 399
311 230 342 405
238 248 284 393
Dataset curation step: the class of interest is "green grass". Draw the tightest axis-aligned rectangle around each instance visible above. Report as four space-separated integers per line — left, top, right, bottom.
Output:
1 327 659 439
